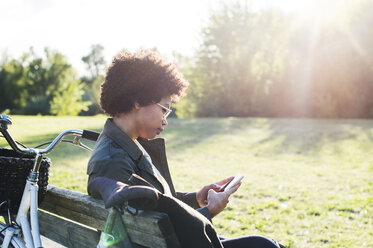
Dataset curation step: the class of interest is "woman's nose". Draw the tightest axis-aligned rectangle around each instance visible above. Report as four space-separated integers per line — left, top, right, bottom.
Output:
162 118 168 126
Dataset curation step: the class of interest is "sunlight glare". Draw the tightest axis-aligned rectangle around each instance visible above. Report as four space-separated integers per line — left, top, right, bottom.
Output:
297 0 351 26
285 0 354 116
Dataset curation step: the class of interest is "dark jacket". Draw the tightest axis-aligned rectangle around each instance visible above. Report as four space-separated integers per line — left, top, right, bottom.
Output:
87 119 223 248
87 118 211 219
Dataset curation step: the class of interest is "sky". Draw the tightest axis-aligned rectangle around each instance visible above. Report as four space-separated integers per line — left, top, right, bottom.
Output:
0 0 311 76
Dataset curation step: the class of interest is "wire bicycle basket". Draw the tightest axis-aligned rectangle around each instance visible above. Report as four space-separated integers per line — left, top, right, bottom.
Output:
0 148 50 215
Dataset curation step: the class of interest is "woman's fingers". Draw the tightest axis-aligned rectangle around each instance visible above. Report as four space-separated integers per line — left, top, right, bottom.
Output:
209 183 222 190
205 181 242 217
198 177 241 207
197 183 221 207
214 176 235 186
225 181 242 195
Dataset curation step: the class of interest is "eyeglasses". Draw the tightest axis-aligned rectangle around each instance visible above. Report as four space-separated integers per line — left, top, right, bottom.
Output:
157 103 172 119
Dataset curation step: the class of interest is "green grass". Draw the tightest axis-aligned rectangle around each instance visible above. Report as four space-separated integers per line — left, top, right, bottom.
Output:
1 116 372 247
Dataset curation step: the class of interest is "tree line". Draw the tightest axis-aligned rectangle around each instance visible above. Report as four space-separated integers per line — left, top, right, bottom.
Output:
176 0 373 118
0 45 104 116
1 0 373 118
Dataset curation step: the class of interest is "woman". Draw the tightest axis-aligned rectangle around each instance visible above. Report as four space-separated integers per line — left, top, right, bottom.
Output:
87 50 284 248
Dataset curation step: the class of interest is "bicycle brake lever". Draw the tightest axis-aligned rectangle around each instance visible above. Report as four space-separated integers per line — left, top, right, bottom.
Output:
73 136 93 152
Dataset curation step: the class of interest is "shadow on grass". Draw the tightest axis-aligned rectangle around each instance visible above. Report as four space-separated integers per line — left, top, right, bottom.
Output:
259 118 373 155
164 118 373 156
3 117 373 160
164 118 259 150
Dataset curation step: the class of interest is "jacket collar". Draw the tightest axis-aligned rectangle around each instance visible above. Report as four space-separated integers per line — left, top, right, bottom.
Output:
102 118 167 161
101 118 175 195
101 118 143 161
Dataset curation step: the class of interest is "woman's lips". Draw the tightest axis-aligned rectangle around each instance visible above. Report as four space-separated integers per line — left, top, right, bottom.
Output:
157 128 164 134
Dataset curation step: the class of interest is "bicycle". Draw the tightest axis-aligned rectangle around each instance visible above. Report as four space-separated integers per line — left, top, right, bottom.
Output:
0 114 99 248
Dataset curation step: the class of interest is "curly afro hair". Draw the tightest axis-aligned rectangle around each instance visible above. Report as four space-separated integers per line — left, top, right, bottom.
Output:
100 50 189 116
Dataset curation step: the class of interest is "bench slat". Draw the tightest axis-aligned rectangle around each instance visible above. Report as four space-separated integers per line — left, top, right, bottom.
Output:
40 185 108 229
39 186 182 248
39 210 100 248
121 213 180 248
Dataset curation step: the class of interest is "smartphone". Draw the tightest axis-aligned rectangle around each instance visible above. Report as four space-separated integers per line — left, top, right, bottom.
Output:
220 174 244 192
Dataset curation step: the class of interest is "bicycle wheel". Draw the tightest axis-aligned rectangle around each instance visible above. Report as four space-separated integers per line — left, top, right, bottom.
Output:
0 223 25 248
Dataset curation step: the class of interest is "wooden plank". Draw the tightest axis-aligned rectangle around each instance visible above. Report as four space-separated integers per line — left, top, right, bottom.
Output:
39 210 100 248
121 211 181 248
39 185 108 229
122 209 169 236
40 186 176 234
39 185 181 248
126 228 167 248
128 228 182 248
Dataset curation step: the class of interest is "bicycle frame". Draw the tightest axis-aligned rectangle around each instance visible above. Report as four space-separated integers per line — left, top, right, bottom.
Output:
2 180 39 248
0 116 97 248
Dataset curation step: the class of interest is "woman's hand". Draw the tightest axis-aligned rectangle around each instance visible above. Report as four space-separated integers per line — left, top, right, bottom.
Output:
206 182 241 218
196 176 235 207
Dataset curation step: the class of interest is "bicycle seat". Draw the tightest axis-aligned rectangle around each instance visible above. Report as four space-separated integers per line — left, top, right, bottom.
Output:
0 114 12 129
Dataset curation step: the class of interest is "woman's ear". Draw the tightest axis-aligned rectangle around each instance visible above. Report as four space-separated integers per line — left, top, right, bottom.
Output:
134 101 141 110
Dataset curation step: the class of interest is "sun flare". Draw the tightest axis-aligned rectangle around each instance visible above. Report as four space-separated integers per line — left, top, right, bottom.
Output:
296 0 353 26
283 0 362 116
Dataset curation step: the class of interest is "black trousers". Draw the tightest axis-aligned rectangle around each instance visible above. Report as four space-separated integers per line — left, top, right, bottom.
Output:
221 235 282 248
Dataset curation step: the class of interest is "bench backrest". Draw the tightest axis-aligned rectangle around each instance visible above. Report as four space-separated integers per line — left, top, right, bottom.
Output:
39 185 181 248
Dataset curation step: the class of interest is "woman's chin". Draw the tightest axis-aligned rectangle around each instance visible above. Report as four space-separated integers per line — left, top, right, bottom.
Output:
140 134 157 140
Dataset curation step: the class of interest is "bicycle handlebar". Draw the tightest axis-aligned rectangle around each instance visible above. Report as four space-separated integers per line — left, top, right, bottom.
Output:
0 114 12 128
0 114 100 156
1 128 35 155
40 129 84 155
82 130 100 141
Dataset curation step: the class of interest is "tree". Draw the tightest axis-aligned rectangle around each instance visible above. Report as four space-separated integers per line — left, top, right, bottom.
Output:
177 0 373 118
50 80 89 116
0 47 89 115
80 44 107 115
81 44 106 80
281 0 373 118
180 2 288 117
23 48 84 115
0 56 28 113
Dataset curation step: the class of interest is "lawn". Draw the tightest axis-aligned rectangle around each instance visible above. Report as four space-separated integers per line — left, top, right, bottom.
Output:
1 115 372 247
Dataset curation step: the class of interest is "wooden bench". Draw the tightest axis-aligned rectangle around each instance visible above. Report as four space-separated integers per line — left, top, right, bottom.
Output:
39 185 181 248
